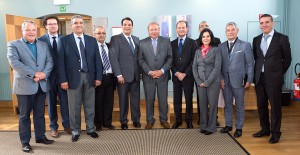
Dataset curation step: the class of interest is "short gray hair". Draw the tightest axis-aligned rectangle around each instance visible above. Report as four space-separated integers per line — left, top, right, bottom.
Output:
147 22 160 30
21 20 36 30
225 22 239 30
71 15 83 24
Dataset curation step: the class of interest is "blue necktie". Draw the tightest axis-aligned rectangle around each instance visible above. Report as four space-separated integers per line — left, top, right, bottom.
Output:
152 39 157 55
179 38 183 55
78 37 88 72
261 35 270 72
128 37 135 54
101 44 111 74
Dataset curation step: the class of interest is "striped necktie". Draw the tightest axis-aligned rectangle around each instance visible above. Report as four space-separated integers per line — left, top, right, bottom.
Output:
101 44 111 73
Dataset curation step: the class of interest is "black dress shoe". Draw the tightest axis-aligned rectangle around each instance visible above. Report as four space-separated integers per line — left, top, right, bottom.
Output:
269 133 281 144
72 135 80 142
172 122 182 129
253 130 270 137
220 126 232 133
103 124 115 130
186 122 193 129
87 132 99 138
200 130 206 134
121 123 128 130
22 143 32 153
205 131 213 135
96 126 102 131
133 122 141 128
234 129 243 138
36 137 54 144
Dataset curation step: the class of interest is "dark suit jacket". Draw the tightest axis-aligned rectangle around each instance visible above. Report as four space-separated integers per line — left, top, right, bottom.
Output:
58 33 103 89
171 37 197 82
38 34 62 85
139 36 173 82
252 31 291 86
109 34 140 82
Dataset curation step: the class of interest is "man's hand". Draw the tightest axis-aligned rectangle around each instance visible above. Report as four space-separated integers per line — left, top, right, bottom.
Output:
244 82 250 89
95 80 101 88
34 72 46 80
176 72 186 81
61 82 69 90
117 76 125 84
221 80 225 89
200 83 206 87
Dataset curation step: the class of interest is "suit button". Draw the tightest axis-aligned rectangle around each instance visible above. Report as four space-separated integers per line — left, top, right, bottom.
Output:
79 70 81 72
79 60 81 62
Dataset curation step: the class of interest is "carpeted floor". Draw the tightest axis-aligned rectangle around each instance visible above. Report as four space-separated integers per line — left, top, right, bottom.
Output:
0 129 249 155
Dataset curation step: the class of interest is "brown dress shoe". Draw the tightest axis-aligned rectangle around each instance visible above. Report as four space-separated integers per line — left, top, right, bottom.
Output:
161 122 170 129
145 123 154 129
64 128 72 134
51 130 59 138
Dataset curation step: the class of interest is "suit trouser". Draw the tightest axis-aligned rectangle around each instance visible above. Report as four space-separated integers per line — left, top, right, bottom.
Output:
68 72 95 135
223 83 245 129
47 76 69 131
197 82 220 132
117 80 140 124
17 86 46 144
144 81 168 124
94 74 114 127
173 76 194 123
255 73 282 134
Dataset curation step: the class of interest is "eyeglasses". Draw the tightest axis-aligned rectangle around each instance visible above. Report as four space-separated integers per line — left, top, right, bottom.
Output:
94 32 106 35
47 23 58 26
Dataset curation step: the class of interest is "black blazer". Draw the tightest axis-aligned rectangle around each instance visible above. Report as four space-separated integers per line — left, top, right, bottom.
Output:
58 33 103 89
38 34 62 85
252 30 291 86
171 37 197 81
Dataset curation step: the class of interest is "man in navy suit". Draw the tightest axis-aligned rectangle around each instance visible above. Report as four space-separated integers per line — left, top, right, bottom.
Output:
171 21 197 129
7 20 54 153
252 14 291 143
38 16 71 138
58 15 103 142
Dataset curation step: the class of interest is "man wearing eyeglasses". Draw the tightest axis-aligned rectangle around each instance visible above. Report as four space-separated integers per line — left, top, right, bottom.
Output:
93 26 116 131
38 16 71 138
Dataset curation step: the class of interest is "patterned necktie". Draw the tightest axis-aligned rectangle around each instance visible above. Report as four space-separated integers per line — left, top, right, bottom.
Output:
228 41 234 54
78 37 88 72
261 35 270 56
52 36 57 53
152 39 157 55
179 38 183 55
101 44 111 74
128 37 135 54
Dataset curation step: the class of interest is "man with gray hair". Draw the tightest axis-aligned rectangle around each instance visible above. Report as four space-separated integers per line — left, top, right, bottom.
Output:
7 20 54 152
58 15 103 142
219 22 254 138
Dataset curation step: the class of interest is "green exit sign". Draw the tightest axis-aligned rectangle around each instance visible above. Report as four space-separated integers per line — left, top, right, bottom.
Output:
60 5 66 12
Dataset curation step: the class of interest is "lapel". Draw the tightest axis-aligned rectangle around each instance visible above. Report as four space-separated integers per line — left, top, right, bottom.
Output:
19 38 36 61
68 33 80 58
83 35 91 55
174 38 180 56
36 41 44 65
229 39 241 61
265 31 278 57
257 34 264 56
156 36 163 56
132 36 139 55
146 37 155 56
204 46 214 60
120 34 134 55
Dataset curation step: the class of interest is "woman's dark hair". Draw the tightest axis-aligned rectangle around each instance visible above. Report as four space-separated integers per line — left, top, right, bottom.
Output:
198 28 216 47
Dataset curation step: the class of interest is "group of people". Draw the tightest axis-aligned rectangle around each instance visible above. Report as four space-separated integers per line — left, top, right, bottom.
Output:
7 13 291 153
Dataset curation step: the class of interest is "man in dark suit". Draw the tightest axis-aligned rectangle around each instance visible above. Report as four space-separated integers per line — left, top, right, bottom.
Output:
219 22 254 138
38 16 71 138
196 21 221 126
252 14 291 144
93 26 116 131
7 20 54 153
171 21 197 129
139 22 173 129
109 17 141 130
58 15 103 142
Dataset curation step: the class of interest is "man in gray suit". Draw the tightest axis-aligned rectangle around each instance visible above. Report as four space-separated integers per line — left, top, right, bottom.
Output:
7 20 54 153
109 17 141 130
219 22 254 138
139 22 173 129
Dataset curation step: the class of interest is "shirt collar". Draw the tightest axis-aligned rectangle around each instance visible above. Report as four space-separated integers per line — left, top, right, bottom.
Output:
73 33 84 39
22 37 37 44
263 30 274 37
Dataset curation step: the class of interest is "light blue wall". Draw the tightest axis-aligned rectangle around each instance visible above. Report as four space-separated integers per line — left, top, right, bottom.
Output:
0 0 288 100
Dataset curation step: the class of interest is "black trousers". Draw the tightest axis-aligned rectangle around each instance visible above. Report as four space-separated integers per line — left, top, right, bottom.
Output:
94 74 115 127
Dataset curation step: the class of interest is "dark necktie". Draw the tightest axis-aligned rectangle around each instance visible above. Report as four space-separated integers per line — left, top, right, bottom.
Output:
52 36 57 54
128 37 135 54
152 39 157 55
228 42 234 54
78 37 88 72
179 38 183 55
101 44 111 74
